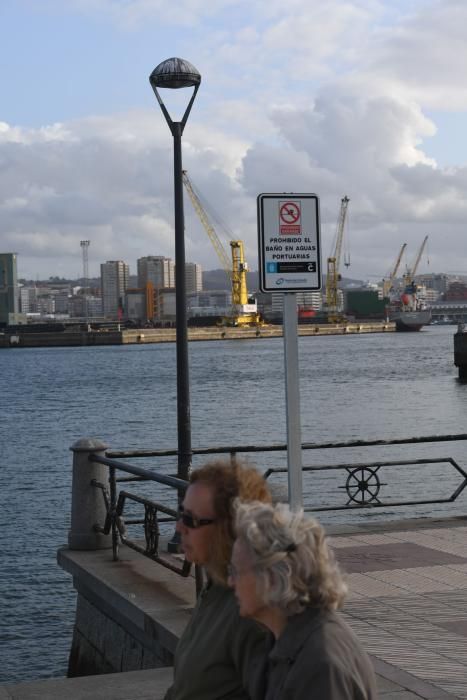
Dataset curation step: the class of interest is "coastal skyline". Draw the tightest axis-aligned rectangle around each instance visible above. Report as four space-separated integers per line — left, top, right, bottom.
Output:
1 1 467 281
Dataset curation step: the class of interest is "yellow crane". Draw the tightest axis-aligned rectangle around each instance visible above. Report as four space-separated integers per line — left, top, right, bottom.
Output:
182 170 261 326
382 243 407 298
326 195 350 323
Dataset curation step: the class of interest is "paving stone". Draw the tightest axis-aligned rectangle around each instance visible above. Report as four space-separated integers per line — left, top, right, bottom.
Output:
447 563 467 574
366 568 458 593
411 565 467 588
328 535 360 548
347 533 403 546
346 572 404 597
336 542 467 574
377 675 406 693
436 620 467 637
388 532 467 559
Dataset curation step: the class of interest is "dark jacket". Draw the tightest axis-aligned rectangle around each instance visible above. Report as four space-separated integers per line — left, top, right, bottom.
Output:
254 607 377 700
164 581 271 700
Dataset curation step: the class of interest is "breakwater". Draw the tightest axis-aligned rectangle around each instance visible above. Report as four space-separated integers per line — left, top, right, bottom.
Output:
0 321 394 348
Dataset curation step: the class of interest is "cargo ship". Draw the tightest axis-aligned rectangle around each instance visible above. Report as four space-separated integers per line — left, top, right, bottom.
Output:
387 283 431 331
389 308 432 331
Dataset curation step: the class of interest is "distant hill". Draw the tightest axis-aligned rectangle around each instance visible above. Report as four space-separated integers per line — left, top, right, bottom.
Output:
202 269 259 291
339 277 366 289
202 269 364 292
20 271 368 291
201 269 229 290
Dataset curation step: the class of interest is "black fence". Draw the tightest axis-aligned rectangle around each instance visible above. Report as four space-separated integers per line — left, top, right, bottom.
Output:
88 433 467 587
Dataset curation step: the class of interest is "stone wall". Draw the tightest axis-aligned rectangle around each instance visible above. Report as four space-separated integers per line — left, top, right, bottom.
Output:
68 594 173 677
58 546 195 679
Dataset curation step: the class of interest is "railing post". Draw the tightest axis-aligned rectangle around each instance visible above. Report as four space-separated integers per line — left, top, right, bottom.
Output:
69 438 112 550
454 323 467 381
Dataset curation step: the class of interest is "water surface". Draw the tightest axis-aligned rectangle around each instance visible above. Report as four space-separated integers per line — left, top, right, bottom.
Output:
1 326 465 683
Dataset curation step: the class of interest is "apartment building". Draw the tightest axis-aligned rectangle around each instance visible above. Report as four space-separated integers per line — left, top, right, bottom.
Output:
137 256 175 289
0 253 23 324
185 262 203 293
101 260 129 318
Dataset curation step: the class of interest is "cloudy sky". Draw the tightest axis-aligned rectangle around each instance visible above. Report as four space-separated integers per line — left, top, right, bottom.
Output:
1 0 467 282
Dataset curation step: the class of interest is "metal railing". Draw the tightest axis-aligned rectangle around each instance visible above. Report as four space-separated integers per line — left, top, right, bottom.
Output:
91 456 189 561
89 432 467 584
265 457 467 511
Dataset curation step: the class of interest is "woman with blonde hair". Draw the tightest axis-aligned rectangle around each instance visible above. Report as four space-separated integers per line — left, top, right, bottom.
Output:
164 459 272 700
230 501 377 700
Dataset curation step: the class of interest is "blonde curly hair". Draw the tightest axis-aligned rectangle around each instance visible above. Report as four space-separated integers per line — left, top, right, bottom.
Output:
190 460 272 585
234 500 347 614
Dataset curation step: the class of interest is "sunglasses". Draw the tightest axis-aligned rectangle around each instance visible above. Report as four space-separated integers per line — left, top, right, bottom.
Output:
177 505 216 530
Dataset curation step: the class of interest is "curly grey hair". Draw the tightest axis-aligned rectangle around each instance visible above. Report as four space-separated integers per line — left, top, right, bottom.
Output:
234 500 347 615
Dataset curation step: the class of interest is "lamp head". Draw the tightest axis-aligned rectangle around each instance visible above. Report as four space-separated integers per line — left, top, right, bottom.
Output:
150 57 201 90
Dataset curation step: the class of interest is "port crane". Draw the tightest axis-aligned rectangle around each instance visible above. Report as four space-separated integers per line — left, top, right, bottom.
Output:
382 243 407 298
326 195 350 323
404 235 429 288
182 171 261 326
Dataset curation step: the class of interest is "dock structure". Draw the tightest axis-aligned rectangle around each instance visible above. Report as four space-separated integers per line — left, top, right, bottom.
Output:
0 321 395 348
1 516 466 699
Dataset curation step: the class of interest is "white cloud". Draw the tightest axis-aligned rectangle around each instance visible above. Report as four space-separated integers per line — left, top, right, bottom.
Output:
2 85 466 281
339 1 467 110
0 110 253 278
3 0 467 280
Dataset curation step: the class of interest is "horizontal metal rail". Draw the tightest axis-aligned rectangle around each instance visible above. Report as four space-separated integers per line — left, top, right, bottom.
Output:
106 432 467 459
91 454 188 490
264 456 467 477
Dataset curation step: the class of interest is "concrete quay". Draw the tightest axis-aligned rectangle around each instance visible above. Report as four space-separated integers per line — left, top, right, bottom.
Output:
0 669 173 700
2 515 466 699
0 320 395 348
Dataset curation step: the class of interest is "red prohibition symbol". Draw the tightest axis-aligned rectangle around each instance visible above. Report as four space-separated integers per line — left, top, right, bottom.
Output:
280 201 300 224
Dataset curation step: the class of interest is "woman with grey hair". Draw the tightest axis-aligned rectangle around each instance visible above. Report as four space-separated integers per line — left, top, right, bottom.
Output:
229 501 377 700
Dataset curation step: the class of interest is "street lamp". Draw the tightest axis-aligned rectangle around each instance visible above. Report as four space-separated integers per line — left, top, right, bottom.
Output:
149 58 201 486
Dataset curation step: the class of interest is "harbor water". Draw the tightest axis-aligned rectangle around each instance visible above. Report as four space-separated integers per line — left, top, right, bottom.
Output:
1 325 466 684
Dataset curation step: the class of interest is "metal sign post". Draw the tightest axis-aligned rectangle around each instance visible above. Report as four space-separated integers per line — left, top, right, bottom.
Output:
282 291 303 509
257 193 321 510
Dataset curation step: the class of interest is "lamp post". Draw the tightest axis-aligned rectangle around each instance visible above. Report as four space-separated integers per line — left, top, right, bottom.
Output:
149 58 201 485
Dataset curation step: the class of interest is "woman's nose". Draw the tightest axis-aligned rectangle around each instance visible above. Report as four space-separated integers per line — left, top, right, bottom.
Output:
176 517 190 535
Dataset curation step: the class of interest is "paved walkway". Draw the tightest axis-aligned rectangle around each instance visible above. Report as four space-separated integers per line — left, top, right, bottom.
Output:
330 517 467 699
1 517 466 699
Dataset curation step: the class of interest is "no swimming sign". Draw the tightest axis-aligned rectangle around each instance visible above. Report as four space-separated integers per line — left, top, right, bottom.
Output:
257 193 322 293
